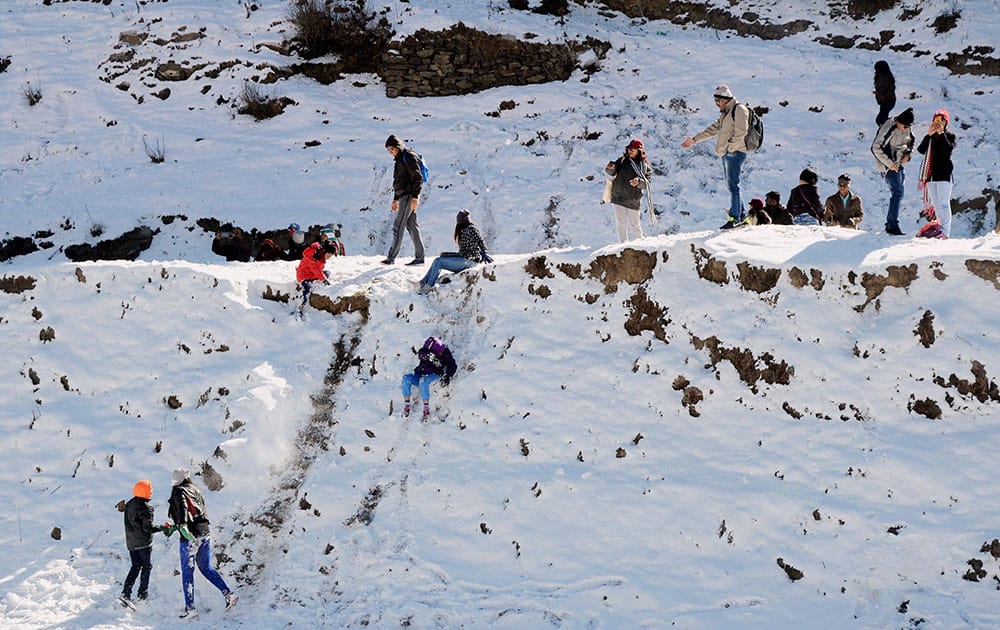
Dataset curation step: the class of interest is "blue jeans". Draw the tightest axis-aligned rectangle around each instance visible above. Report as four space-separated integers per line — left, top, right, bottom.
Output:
123 547 152 598
420 255 476 287
180 536 230 609
722 151 747 220
793 213 819 226
884 167 905 231
401 372 439 401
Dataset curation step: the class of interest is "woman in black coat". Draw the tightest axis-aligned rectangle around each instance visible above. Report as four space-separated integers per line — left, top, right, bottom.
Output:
873 61 896 126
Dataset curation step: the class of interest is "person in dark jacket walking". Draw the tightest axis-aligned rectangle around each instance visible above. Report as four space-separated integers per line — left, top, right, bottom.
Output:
167 468 237 619
873 61 896 126
417 209 491 294
401 336 457 420
120 480 165 606
605 139 653 242
382 135 426 266
788 168 823 225
916 108 957 237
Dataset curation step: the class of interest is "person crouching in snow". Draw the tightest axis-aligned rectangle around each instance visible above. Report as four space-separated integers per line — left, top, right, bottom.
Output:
401 336 457 420
417 209 491 294
167 468 237 619
120 479 166 608
295 239 338 314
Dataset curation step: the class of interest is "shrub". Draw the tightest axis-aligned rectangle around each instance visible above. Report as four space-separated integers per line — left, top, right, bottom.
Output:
142 136 166 163
288 0 392 71
237 82 295 120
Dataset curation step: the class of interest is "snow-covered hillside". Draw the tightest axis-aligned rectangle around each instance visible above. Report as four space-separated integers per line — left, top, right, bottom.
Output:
2 1 1000 628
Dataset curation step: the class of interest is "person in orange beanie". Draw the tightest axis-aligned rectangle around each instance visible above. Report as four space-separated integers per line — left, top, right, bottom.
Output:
120 479 167 608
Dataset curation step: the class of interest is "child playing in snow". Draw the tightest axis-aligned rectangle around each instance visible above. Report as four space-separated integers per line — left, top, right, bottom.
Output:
401 337 457 420
295 239 339 314
120 479 167 608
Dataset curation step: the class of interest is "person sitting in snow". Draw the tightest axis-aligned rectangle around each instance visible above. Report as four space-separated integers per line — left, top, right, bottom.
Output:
295 239 339 315
764 190 793 225
746 197 771 225
119 479 167 608
401 336 457 420
823 174 864 229
787 169 823 226
166 468 237 619
211 225 252 262
417 209 491 294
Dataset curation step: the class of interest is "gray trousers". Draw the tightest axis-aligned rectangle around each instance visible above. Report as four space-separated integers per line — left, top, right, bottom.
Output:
386 194 425 261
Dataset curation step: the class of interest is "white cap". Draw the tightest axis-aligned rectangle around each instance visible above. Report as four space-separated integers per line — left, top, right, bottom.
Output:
713 84 734 100
171 467 189 486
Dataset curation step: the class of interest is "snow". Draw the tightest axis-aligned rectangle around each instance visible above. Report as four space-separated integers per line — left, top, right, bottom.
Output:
2 0 1000 628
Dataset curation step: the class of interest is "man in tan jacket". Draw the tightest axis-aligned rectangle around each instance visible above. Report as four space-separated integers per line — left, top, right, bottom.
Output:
681 84 751 229
823 174 864 229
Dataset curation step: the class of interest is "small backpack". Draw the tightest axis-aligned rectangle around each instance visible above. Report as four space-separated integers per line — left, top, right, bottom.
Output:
404 150 429 183
916 221 944 239
733 103 764 152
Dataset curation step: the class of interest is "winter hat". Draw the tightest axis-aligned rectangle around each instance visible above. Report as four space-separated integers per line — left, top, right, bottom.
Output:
799 168 818 186
934 108 950 125
895 108 914 127
171 467 189 486
713 84 734 100
456 209 472 225
384 134 402 148
765 190 781 203
626 138 644 150
287 223 300 232
133 479 152 500
837 173 851 184
749 198 764 211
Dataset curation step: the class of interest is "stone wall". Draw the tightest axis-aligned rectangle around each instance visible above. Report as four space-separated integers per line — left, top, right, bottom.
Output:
380 23 581 98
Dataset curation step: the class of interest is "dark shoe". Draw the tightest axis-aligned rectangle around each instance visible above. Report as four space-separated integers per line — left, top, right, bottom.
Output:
720 217 745 230
380 258 394 265
136 593 147 601
885 226 904 236
405 259 425 266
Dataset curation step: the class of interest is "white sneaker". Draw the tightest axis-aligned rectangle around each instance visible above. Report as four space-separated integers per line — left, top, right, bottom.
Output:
179 607 198 620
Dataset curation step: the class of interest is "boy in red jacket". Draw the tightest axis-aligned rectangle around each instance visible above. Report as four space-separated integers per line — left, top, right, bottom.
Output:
296 240 338 315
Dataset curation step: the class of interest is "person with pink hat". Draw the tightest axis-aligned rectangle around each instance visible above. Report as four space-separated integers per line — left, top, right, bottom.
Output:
916 108 957 237
604 138 653 242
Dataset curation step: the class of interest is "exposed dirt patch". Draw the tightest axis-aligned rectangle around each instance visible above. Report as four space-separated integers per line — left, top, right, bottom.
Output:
587 249 657 294
937 46 1000 77
593 0 811 40
0 236 41 262
736 261 781 293
64 226 155 262
965 259 1000 290
953 188 1000 234
0 275 36 294
914 310 935 348
623 287 669 341
691 335 794 391
934 360 1000 404
788 267 825 290
854 264 918 312
528 283 552 299
557 262 583 279
310 292 371 323
524 255 555 279
909 397 942 419
691 246 728 285
681 386 703 417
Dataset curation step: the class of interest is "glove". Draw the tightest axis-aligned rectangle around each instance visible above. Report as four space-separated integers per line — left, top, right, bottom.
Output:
161 522 176 537
178 524 196 542
482 252 494 264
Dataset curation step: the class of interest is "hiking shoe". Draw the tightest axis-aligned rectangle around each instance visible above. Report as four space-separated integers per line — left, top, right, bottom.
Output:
720 217 745 230
179 607 198 620
225 592 239 611
422 405 431 420
136 593 147 601
405 259 425 266
403 403 411 418
417 283 432 295
885 226 904 236
381 258 394 265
